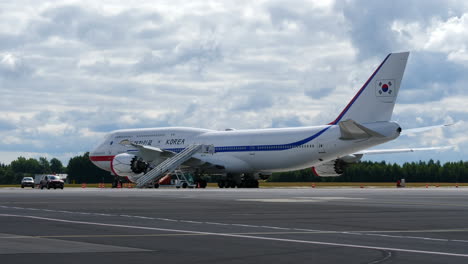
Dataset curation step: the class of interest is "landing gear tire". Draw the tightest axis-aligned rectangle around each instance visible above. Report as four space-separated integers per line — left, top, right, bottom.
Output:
254 180 259 188
200 180 207 188
182 182 188 189
242 179 259 188
217 180 225 188
112 177 120 188
154 183 160 188
196 180 207 188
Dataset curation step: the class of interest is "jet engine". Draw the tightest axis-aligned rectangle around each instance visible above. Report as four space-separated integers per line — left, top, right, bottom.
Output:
312 155 363 177
111 153 148 178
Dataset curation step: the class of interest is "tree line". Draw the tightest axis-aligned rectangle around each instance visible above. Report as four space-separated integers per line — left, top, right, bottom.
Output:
0 154 467 184
0 153 113 184
268 160 468 183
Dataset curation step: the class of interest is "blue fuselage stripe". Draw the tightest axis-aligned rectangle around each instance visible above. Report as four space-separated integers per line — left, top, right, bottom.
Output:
164 126 332 153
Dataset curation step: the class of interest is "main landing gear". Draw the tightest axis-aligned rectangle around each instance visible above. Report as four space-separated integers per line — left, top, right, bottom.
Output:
112 176 123 188
217 173 259 188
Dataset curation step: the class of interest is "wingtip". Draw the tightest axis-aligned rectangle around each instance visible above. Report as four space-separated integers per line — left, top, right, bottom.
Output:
389 51 410 57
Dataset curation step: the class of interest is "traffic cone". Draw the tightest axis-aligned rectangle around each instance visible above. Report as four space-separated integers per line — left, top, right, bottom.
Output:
311 183 315 188
425 184 429 188
82 183 86 188
456 183 459 188
117 182 122 188
360 185 364 188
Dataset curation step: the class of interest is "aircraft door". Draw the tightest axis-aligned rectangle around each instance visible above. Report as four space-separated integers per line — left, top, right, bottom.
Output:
317 142 326 154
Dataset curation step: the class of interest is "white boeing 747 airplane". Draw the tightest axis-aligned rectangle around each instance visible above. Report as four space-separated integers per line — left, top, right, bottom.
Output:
90 52 447 188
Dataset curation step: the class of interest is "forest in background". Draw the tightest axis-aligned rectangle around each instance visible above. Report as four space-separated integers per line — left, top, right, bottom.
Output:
0 153 467 184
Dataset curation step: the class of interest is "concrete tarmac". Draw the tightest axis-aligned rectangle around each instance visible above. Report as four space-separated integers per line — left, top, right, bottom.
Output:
1 187 468 263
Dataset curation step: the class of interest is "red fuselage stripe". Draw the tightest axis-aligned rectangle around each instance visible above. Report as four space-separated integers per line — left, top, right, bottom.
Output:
89 156 114 162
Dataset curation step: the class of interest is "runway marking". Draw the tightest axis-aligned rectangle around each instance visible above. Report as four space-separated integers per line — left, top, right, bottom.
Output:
237 197 367 203
156 218 178 222
293 228 322 232
1 213 468 258
204 222 230 226
294 197 366 200
0 233 204 238
237 198 323 203
180 220 203 224
95 213 112 216
331 199 468 208
132 216 154 220
0 231 402 239
232 224 261 228
2 205 468 244
260 225 291 230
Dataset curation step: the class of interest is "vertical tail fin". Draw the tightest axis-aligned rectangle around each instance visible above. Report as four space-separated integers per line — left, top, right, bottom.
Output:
329 52 409 125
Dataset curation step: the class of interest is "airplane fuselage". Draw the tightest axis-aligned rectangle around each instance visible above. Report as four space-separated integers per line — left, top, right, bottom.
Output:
90 121 400 176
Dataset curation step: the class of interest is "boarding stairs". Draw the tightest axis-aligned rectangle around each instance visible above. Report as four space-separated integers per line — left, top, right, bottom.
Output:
135 144 210 188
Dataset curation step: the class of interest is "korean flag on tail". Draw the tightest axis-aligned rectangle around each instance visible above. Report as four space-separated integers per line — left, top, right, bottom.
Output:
375 79 396 102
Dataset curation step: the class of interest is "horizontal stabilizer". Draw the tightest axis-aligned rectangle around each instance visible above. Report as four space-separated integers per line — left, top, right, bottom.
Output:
355 146 453 155
339 119 385 140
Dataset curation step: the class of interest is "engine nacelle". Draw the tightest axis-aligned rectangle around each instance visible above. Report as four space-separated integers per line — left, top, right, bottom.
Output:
111 153 148 179
312 159 348 177
312 154 364 177
255 172 272 180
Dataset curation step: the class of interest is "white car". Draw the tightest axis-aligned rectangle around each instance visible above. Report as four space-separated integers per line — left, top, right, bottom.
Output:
21 177 35 188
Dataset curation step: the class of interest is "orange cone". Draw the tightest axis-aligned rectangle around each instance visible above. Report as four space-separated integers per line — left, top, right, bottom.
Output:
425 184 428 188
311 183 315 188
81 183 86 188
456 183 459 188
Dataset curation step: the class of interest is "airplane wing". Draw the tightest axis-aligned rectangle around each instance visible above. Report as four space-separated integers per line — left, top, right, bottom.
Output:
351 123 454 155
119 139 175 162
401 123 453 136
354 146 453 155
119 139 218 169
119 139 166 152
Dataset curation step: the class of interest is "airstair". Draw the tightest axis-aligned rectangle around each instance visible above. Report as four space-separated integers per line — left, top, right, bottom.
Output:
135 144 209 188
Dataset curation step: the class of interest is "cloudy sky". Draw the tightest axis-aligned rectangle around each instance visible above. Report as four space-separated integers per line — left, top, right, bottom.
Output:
0 0 467 165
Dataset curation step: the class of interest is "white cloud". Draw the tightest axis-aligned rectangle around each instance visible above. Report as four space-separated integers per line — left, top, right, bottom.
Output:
392 13 468 64
0 0 467 165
